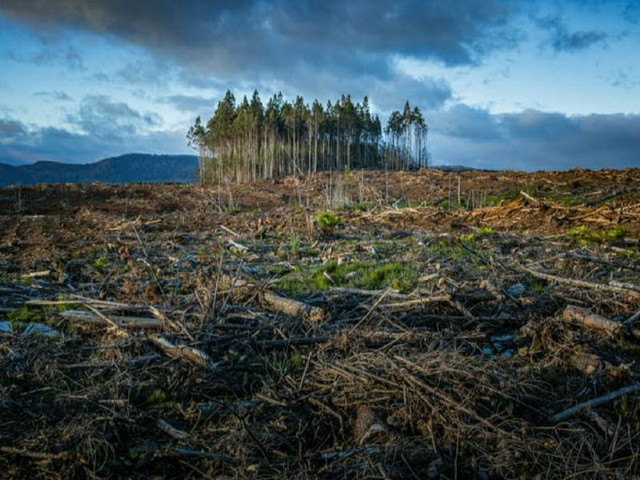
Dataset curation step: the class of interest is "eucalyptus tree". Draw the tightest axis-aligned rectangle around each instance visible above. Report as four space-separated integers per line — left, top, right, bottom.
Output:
189 90 428 185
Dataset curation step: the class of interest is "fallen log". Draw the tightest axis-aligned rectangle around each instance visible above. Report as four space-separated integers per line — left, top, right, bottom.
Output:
60 310 163 330
563 305 622 337
262 290 325 324
149 335 212 367
220 274 326 324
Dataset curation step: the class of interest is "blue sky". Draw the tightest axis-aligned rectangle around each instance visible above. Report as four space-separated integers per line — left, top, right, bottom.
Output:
0 0 638 170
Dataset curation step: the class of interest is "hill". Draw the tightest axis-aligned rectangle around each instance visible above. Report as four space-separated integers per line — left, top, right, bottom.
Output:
0 153 198 186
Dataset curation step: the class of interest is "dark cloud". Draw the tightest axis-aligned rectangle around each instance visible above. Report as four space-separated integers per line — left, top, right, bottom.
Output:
34 90 72 101
428 105 501 141
430 107 640 170
0 0 520 81
0 118 28 143
537 16 608 52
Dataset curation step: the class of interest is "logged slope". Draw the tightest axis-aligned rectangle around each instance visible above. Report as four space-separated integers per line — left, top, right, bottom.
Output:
0 169 639 479
0 154 198 186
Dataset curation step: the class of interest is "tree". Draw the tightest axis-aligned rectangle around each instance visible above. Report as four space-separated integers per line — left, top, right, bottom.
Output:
188 90 429 185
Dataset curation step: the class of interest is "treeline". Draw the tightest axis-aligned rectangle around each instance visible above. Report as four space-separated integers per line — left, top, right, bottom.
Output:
188 90 428 184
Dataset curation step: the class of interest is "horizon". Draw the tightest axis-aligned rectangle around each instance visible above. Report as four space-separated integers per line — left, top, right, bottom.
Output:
0 1 639 171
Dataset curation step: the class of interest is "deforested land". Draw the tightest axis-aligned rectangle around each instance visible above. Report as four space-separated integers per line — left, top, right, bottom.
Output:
1 167 640 479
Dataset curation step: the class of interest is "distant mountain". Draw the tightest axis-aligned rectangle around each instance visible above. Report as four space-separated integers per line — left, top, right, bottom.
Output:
0 154 198 187
0 158 34 166
432 164 492 172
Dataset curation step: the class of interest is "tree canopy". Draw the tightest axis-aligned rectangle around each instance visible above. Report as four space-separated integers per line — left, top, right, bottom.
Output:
188 90 428 184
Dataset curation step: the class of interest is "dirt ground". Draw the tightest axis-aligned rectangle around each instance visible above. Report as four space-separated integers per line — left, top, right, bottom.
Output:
1 168 639 479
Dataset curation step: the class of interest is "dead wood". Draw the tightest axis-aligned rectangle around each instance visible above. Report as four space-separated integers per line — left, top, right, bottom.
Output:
551 384 640 423
149 334 212 367
523 266 640 297
563 305 623 337
220 274 326 324
60 309 163 329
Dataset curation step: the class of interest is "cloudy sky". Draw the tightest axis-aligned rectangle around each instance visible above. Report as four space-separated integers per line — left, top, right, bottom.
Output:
0 0 638 170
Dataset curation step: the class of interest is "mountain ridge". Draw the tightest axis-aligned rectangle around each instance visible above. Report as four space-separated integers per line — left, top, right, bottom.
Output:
0 153 198 186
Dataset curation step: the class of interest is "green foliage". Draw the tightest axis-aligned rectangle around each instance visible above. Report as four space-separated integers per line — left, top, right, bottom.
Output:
477 227 496 237
146 389 180 410
191 90 426 185
568 226 628 245
425 239 471 262
460 233 476 244
315 211 342 234
288 232 300 258
93 256 109 274
276 260 418 295
8 307 43 326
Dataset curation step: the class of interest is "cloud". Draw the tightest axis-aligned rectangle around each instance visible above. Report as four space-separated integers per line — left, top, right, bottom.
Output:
610 69 640 89
91 59 176 87
159 95 217 113
0 118 28 145
67 95 162 139
429 106 640 170
0 95 181 163
537 16 608 52
34 90 72 101
0 0 521 86
0 116 187 164
4 44 84 69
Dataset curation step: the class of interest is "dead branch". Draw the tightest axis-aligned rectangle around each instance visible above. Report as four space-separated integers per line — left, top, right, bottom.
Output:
149 335 212 367
523 266 640 297
563 305 622 337
551 384 640 423
60 310 163 329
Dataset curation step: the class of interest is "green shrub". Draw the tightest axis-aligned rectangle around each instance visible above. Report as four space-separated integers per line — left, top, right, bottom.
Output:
315 210 342 233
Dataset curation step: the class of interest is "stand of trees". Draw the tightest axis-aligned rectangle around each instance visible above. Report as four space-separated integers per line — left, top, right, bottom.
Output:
188 90 428 184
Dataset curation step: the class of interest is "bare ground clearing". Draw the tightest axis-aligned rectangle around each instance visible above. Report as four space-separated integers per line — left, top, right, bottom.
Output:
1 168 639 479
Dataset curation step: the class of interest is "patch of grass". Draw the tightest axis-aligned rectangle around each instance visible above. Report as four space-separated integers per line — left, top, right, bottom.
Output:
7 307 43 324
616 248 640 262
7 307 45 333
425 239 471 262
477 226 496 237
288 232 301 258
276 260 418 295
270 351 307 373
568 226 628 245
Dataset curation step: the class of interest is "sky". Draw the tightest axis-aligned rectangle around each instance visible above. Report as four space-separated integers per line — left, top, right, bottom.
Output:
0 0 638 171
